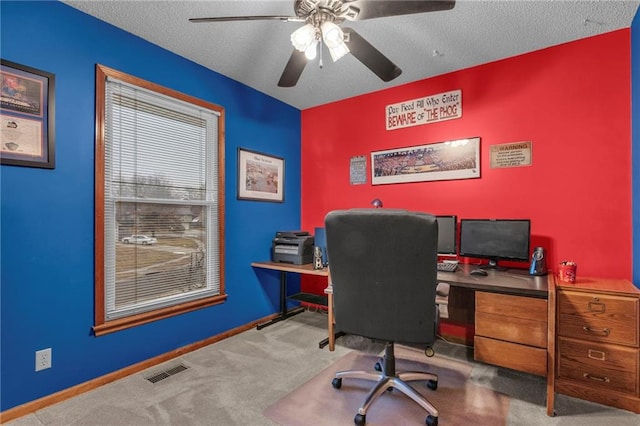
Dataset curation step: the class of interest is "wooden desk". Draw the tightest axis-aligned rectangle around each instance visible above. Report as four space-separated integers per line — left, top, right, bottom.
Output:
326 265 548 346
325 264 555 416
251 261 329 330
251 261 329 278
437 264 549 297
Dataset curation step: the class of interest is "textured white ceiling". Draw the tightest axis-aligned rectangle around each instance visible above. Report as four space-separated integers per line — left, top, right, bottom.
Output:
63 0 639 110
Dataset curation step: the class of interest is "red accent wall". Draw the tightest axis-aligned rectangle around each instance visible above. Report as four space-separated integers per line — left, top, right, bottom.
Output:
301 29 632 294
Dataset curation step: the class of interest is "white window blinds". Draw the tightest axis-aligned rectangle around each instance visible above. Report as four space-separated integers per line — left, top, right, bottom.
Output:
103 77 220 320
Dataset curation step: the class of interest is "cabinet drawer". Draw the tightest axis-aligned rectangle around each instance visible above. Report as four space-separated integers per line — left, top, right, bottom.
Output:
476 292 547 321
558 291 639 346
476 312 546 348
558 337 639 395
474 335 547 377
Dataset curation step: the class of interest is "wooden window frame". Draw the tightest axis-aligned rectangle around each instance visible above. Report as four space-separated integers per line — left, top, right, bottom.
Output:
93 64 226 336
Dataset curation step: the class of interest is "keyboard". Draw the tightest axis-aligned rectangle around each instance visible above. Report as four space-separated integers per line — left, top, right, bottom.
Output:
437 262 458 272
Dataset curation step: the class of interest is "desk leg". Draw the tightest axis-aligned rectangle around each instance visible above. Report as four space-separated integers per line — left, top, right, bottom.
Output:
257 270 305 330
319 291 345 351
318 331 346 350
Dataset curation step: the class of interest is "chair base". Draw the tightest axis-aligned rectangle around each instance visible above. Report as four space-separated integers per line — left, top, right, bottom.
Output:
332 342 439 425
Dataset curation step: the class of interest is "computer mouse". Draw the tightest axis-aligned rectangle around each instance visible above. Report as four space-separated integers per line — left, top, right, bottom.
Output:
470 269 488 276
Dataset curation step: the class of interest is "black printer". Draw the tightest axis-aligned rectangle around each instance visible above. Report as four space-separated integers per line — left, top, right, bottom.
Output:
271 231 315 265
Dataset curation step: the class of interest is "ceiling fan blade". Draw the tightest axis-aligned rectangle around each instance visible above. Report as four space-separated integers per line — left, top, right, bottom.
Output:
189 16 304 23
344 28 402 82
278 49 307 87
345 0 455 21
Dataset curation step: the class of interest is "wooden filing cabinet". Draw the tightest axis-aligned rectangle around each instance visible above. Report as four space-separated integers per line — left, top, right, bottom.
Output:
474 291 548 377
555 277 640 414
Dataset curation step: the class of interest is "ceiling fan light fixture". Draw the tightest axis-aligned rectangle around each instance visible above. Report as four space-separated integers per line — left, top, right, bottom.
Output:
321 21 349 62
290 23 317 52
191 0 458 88
320 21 343 48
305 39 318 60
328 42 349 62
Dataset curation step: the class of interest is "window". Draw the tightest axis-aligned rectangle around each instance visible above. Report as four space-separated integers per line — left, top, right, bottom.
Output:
94 65 226 336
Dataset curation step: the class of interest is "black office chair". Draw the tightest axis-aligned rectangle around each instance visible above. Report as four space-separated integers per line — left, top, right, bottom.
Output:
325 208 440 426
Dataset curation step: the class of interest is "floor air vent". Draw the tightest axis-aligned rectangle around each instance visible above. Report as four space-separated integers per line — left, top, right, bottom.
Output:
145 363 189 384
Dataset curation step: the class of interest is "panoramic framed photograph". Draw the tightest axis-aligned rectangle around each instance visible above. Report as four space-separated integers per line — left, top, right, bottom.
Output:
237 147 284 202
0 59 55 169
371 137 480 185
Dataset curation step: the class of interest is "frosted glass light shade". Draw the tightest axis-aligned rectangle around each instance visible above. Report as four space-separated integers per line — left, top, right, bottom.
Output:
321 21 349 62
321 21 343 48
291 23 316 52
328 42 349 62
305 40 318 60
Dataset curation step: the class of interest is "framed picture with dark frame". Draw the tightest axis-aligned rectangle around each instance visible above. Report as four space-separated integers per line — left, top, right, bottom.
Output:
237 147 284 202
0 59 55 169
371 137 480 185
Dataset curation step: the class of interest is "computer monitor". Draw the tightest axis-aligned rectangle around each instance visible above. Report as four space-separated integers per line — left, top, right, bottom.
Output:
435 215 457 256
459 219 530 268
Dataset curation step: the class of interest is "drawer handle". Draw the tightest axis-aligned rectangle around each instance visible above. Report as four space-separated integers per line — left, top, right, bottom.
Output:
588 301 606 313
587 349 605 361
583 372 610 383
582 325 610 336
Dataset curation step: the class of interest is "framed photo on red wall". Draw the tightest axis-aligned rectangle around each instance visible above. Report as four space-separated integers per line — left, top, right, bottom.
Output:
371 137 480 185
0 59 55 169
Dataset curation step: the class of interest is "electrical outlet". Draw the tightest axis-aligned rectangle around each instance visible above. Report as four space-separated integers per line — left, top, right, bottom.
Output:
35 348 52 371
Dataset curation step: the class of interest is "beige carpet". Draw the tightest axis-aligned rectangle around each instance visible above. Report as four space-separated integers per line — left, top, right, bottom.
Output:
264 344 509 425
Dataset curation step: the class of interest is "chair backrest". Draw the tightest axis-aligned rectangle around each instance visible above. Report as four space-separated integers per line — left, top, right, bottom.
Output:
325 209 439 344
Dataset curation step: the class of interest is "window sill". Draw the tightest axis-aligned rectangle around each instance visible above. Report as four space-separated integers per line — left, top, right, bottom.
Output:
93 294 227 336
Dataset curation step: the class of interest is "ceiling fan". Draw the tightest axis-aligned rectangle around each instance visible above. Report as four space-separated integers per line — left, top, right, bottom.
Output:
190 0 456 87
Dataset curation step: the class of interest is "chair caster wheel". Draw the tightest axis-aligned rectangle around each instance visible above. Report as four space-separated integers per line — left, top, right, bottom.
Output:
374 362 382 372
426 415 438 426
354 413 366 425
427 379 438 390
332 378 342 389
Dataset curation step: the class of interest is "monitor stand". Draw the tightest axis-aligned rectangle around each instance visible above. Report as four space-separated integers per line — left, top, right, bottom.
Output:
480 259 507 271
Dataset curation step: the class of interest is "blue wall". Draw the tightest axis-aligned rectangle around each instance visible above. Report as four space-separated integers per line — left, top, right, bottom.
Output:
0 1 301 411
633 8 640 288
